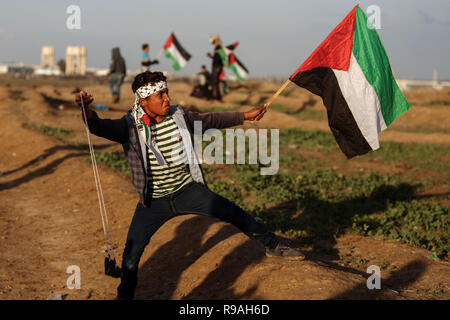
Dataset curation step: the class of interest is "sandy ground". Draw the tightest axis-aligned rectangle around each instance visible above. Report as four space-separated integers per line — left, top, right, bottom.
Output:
0 81 449 300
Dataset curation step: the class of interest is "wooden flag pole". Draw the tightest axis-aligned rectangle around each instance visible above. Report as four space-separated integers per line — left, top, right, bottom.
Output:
155 47 164 60
264 79 291 107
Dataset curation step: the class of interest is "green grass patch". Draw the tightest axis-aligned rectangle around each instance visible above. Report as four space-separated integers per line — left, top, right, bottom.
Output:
205 165 449 256
279 128 450 179
295 109 326 121
67 141 90 150
391 125 450 135
236 99 250 106
269 104 326 120
362 140 450 174
280 128 338 153
279 89 293 97
268 104 291 113
418 100 450 106
90 151 130 173
34 125 73 138
8 89 27 101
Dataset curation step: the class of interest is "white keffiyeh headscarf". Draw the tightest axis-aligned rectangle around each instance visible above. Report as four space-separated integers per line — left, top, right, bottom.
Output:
131 80 168 125
130 80 169 166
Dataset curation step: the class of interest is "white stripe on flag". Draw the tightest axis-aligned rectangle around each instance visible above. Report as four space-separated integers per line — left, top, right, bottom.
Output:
333 53 387 151
235 62 248 78
168 44 188 68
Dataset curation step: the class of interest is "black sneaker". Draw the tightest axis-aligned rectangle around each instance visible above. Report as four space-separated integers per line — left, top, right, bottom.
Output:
265 245 306 260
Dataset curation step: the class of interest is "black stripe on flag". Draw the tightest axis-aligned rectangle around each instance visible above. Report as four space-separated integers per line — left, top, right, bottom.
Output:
235 55 249 74
290 67 372 158
171 33 191 61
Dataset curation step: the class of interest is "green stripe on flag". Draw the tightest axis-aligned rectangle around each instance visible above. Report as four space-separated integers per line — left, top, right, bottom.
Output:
217 47 228 66
228 64 243 81
352 7 410 126
140 120 149 141
165 49 181 71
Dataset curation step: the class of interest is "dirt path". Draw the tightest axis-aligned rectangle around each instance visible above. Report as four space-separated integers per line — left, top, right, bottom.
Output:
0 86 449 300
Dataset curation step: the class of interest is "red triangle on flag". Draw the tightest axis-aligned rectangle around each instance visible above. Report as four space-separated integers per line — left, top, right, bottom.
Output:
290 5 357 79
163 33 174 49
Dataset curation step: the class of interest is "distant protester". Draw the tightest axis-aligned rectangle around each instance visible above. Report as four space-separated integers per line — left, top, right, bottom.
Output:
141 43 159 72
190 65 212 100
108 47 126 103
207 35 225 101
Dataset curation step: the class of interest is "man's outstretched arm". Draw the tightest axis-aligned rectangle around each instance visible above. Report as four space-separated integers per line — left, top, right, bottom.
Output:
75 91 129 144
184 105 267 132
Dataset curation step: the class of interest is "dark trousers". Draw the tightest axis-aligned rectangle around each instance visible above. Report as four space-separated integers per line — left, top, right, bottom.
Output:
117 182 277 300
201 84 212 100
109 73 124 96
211 68 222 101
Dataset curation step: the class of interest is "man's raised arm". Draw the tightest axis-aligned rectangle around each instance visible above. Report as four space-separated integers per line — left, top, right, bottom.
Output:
75 90 129 144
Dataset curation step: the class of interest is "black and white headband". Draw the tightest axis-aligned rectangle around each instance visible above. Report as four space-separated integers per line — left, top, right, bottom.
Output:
135 81 168 99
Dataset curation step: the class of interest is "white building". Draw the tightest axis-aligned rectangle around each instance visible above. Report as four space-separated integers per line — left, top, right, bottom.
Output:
41 46 55 68
66 46 86 75
0 64 8 74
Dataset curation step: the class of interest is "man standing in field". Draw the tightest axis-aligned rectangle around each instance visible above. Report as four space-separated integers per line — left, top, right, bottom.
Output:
207 35 225 101
76 71 304 300
108 47 126 103
141 43 159 72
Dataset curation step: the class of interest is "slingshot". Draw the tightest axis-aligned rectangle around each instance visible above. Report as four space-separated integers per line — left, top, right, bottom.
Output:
79 92 121 278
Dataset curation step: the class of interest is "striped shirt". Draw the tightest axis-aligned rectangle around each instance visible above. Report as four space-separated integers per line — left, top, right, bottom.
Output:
145 116 193 198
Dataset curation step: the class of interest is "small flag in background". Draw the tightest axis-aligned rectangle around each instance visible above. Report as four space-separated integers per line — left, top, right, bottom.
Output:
163 33 191 71
289 5 410 158
224 42 249 81
214 40 249 81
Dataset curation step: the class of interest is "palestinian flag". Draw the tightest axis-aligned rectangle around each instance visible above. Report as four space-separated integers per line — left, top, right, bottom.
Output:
225 42 249 81
216 42 249 81
290 5 410 158
163 33 191 71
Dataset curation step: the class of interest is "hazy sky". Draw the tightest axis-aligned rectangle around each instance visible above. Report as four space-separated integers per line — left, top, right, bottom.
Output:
1 0 449 80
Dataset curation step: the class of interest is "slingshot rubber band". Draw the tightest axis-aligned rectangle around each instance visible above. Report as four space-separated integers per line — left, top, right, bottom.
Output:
79 93 118 264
